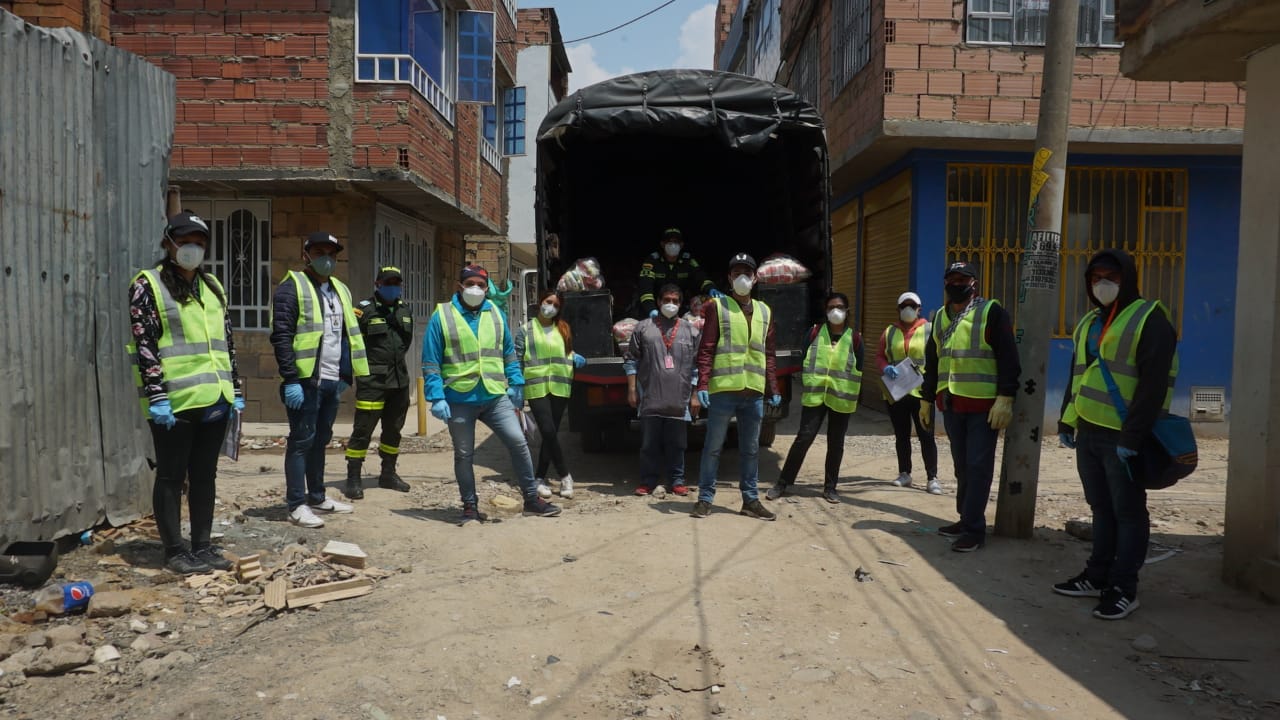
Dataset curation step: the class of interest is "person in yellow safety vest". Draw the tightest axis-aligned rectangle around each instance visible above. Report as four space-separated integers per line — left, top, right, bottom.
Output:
515 288 587 500
342 266 414 500
921 261 1021 553
879 291 941 495
422 265 563 523
1053 249 1177 621
128 212 243 575
766 292 863 505
270 232 369 529
691 253 782 521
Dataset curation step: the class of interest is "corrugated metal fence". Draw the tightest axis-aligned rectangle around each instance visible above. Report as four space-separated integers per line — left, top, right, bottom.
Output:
0 10 176 544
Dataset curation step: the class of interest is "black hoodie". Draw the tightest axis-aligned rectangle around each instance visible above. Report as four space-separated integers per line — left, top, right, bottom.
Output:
1058 248 1178 449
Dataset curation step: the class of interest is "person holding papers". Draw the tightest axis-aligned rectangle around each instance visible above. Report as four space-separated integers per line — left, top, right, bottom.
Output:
877 291 941 495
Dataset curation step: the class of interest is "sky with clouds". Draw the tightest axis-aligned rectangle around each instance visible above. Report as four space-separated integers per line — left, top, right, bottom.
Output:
517 1 718 92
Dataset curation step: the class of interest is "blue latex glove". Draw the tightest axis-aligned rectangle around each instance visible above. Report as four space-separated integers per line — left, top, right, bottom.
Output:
696 390 711 408
283 383 304 410
1117 446 1139 461
768 394 782 408
707 289 724 299
233 396 245 412
573 353 587 369
507 385 524 407
883 365 900 380
148 400 176 429
336 381 350 394
1059 432 1076 449
430 400 451 421
649 309 659 319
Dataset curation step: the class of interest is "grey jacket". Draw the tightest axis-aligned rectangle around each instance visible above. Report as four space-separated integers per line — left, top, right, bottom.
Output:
624 317 698 419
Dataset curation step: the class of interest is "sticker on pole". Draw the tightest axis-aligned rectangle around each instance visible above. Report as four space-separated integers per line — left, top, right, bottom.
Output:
1021 230 1061 292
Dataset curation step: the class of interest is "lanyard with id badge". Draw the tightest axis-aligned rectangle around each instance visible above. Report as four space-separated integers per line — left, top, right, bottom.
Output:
661 320 679 370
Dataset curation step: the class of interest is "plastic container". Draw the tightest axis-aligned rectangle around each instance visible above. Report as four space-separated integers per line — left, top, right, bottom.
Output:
561 290 616 358
32 581 95 615
756 282 812 351
0 541 59 589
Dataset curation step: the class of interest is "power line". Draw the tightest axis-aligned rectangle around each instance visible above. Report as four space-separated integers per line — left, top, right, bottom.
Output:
499 0 678 46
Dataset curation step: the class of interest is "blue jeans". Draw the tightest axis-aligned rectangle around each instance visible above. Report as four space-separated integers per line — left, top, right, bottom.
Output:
640 416 687 489
446 395 538 506
283 380 342 510
942 410 1000 540
697 394 763 503
1077 424 1149 596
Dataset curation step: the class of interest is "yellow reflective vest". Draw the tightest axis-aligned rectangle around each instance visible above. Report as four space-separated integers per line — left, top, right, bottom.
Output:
881 321 930 400
709 296 771 394
284 270 369 380
932 300 999 400
127 267 234 414
523 320 572 400
1062 300 1178 431
437 302 508 395
801 324 862 413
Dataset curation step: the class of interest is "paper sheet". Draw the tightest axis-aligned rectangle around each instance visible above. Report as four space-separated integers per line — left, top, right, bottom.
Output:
883 358 924 402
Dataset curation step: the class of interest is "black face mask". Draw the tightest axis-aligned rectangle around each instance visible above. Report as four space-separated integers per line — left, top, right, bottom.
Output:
945 283 975 304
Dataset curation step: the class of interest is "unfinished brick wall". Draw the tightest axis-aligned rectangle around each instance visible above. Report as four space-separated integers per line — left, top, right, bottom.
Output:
5 0 113 40
879 0 1246 128
713 0 741 69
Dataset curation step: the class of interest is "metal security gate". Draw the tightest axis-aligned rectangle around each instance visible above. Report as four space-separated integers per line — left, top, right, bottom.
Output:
859 171 912 410
373 204 436 377
831 200 860 301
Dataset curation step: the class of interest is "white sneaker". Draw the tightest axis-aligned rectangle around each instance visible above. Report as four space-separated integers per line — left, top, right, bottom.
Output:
892 472 912 488
289 505 325 528
558 474 574 499
927 477 943 495
536 480 553 499
652 485 667 499
309 496 353 514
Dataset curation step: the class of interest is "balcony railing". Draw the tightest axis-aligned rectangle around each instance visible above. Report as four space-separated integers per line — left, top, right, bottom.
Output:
480 138 502 172
355 53 455 125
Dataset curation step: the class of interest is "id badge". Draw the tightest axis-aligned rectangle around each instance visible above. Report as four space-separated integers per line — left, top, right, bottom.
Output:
664 354 674 370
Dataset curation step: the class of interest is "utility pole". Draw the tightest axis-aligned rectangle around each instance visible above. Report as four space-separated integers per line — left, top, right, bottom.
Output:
994 0 1080 539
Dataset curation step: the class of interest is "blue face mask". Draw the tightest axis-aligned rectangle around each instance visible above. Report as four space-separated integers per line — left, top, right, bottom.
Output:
378 285 403 302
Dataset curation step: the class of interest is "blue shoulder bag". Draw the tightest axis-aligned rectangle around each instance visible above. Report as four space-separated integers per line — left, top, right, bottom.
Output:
1096 356 1197 490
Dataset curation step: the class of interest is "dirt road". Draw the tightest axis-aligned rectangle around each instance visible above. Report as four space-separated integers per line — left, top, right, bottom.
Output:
3 409 1277 720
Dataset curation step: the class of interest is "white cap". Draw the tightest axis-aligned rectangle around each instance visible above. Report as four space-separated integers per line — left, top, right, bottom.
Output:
897 292 922 307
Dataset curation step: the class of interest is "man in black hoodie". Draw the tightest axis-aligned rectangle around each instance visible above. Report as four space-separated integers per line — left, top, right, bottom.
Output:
1054 249 1178 620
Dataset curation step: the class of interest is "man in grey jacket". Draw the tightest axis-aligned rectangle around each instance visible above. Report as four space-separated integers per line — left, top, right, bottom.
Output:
625 284 699 496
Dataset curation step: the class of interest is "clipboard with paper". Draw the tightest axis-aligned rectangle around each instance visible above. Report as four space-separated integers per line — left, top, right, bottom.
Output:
882 358 924 402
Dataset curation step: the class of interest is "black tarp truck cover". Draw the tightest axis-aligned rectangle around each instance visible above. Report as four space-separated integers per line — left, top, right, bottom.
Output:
535 69 832 450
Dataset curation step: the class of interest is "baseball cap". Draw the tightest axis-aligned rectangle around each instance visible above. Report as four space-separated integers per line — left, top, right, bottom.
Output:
376 266 403 283
897 292 922 307
304 231 344 252
165 211 210 240
944 261 978 279
728 252 757 271
662 227 682 239
460 264 489 282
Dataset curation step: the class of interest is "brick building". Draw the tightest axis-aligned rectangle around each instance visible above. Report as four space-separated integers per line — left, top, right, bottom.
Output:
0 0 111 39
97 0 520 422
716 0 1244 420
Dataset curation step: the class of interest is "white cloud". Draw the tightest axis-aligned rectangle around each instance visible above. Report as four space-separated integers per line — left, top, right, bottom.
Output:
673 3 716 69
565 43 621 93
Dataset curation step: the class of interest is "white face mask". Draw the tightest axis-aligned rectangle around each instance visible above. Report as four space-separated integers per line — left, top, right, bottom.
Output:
664 243 681 259
540 303 558 318
1092 280 1120 306
827 308 847 325
731 274 755 296
461 285 487 307
660 302 680 318
174 243 205 271
899 307 919 323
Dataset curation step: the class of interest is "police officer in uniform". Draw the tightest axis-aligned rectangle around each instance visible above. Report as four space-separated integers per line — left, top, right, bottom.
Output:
343 266 414 499
637 228 720 317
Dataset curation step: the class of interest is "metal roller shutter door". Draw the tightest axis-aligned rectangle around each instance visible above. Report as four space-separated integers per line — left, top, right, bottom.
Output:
860 173 912 410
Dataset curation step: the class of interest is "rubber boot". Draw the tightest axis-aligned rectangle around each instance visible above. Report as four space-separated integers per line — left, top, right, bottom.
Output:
343 460 364 500
378 455 410 492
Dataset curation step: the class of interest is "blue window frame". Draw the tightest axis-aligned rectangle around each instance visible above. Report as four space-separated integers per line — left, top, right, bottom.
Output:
483 105 498 146
457 10 495 104
410 0 444 83
503 86 526 156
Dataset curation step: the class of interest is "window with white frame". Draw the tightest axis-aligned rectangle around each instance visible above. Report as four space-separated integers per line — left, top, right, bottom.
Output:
966 0 1119 47
183 199 273 331
832 0 871 94
481 104 501 170
356 0 454 121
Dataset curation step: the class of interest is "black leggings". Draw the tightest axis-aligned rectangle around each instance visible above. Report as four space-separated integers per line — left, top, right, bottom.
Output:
887 395 938 477
778 403 852 488
527 394 570 478
150 411 227 558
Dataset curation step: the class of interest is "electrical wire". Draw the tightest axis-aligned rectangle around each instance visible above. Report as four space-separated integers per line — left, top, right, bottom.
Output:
499 0 678 46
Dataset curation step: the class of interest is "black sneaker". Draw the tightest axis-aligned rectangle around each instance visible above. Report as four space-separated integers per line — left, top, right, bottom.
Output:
938 522 965 538
165 550 213 575
765 484 788 501
1093 587 1140 620
460 504 489 524
1053 572 1103 598
951 535 984 553
690 500 712 518
822 487 840 504
740 499 777 521
192 545 234 571
378 473 410 492
522 498 562 517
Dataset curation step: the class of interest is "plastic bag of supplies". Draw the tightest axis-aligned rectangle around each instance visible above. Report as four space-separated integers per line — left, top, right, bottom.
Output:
556 257 605 292
756 254 812 285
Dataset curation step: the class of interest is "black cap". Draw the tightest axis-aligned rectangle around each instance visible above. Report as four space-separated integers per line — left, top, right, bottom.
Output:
460 264 489 282
305 231 344 252
662 227 682 240
165 211 210 240
944 261 978 279
376 266 403 283
728 252 757 271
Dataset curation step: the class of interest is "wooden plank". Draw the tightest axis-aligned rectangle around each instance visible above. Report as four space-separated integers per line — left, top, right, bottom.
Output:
320 540 367 569
264 578 288 610
285 578 374 609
